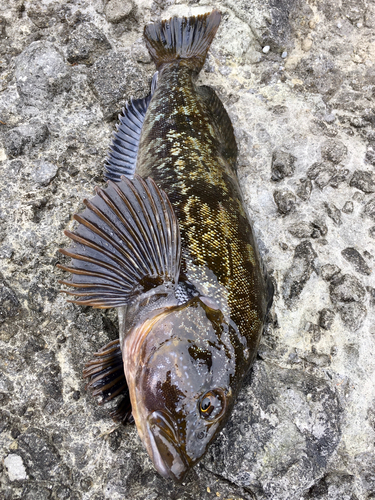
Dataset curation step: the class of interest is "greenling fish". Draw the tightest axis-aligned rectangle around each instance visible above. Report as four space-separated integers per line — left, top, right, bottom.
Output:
58 10 273 482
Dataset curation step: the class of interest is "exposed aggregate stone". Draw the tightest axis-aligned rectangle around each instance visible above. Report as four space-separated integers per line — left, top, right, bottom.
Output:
0 0 374 499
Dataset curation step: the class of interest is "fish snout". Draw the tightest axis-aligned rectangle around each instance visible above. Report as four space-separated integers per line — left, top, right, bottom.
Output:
147 410 189 482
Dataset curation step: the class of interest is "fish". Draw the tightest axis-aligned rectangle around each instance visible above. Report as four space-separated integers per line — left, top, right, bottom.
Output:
58 10 273 482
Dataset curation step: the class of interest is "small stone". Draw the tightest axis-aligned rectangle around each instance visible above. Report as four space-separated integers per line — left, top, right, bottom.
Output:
271 149 296 181
89 51 149 119
319 309 335 330
281 51 288 58
31 161 58 186
22 484 52 500
288 221 312 239
324 113 336 123
80 477 93 492
4 454 28 481
282 241 317 307
273 190 296 215
0 279 21 323
296 178 313 201
15 41 71 108
325 202 342 225
307 162 337 189
262 45 270 53
66 22 111 65
341 247 371 275
288 220 327 239
342 201 354 213
349 170 375 193
72 391 80 401
302 37 313 52
353 191 364 202
4 120 49 158
363 197 375 221
105 0 133 23
329 169 349 188
338 302 367 330
330 274 366 304
321 139 347 163
305 322 321 342
321 264 341 281
366 144 375 165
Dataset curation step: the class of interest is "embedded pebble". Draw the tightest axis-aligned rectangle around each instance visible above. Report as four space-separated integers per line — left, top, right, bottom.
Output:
319 308 335 330
271 149 296 181
342 201 354 213
341 247 371 276
31 161 58 186
321 264 341 281
349 170 375 193
105 0 133 23
330 274 366 304
325 202 342 225
282 241 317 307
4 454 28 481
273 189 296 215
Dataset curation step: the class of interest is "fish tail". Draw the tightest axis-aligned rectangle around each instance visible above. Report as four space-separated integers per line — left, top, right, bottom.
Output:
144 10 221 72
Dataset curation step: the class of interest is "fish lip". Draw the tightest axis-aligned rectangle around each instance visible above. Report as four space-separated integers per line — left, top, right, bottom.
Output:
147 410 189 482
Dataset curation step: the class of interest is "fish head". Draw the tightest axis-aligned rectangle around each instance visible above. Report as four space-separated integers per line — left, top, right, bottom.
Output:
123 296 241 481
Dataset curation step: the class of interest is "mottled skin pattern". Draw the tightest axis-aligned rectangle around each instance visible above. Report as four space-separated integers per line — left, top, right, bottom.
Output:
137 62 268 372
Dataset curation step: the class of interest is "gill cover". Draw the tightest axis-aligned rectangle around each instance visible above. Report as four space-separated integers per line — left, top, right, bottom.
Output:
123 297 237 481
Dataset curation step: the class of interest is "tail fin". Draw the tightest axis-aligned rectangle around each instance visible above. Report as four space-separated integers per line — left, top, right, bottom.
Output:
144 10 221 72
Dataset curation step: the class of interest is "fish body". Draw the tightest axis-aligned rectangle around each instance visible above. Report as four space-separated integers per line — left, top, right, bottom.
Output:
59 11 273 482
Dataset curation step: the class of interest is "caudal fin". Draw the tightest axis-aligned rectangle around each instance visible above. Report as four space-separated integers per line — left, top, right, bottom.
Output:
144 10 221 73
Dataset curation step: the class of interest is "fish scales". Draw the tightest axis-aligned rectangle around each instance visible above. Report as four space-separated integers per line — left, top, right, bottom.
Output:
58 10 273 483
137 62 265 362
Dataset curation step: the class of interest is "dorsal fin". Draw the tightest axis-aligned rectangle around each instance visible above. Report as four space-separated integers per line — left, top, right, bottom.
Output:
57 174 181 308
197 85 238 171
104 73 158 182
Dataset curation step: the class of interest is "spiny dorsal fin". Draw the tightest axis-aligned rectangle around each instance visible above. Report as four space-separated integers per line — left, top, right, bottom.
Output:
58 174 181 308
198 85 238 171
104 73 158 182
144 10 221 72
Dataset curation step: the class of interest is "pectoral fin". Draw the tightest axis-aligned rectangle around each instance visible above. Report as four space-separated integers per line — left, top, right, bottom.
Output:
58 174 181 308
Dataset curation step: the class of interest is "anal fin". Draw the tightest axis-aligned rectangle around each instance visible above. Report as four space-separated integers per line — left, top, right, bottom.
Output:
83 339 133 424
198 85 238 171
104 73 158 182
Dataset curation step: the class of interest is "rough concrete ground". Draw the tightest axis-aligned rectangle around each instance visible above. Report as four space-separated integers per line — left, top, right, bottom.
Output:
0 0 374 499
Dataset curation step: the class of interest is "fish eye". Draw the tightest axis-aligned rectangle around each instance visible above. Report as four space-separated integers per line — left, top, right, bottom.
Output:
198 389 226 420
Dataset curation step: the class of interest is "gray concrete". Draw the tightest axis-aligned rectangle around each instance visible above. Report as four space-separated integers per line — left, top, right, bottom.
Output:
0 0 374 498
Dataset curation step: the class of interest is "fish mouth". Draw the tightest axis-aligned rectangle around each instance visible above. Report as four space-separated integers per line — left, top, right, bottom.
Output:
147 410 189 482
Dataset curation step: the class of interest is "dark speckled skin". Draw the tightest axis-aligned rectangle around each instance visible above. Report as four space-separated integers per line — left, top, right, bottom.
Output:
136 62 267 365
124 58 271 480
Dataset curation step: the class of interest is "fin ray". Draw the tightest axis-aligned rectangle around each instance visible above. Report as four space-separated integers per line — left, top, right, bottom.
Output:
83 339 133 423
144 10 221 72
59 175 181 308
104 73 158 182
